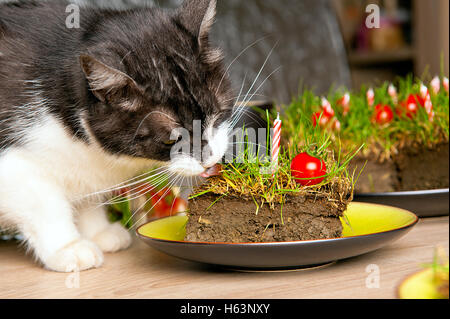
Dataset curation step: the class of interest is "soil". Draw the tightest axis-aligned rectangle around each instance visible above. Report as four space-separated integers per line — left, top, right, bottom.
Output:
351 143 449 193
395 143 449 191
349 158 399 193
185 190 350 243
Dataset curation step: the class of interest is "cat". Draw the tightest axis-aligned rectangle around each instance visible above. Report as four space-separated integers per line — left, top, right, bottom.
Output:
0 0 233 272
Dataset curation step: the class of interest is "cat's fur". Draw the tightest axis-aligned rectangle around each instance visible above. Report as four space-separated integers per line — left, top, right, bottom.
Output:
0 0 233 272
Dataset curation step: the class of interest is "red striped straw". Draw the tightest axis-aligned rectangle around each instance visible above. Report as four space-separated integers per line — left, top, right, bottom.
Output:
272 113 282 176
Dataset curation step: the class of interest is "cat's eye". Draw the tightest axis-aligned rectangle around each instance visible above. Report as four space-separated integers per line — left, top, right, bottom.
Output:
163 135 182 146
163 140 177 146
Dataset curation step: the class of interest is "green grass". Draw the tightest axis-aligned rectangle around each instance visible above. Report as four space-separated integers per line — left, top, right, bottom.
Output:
279 75 449 159
192 111 360 207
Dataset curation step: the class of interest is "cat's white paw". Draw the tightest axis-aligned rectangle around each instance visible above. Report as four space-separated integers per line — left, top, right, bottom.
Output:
44 239 103 272
92 222 132 253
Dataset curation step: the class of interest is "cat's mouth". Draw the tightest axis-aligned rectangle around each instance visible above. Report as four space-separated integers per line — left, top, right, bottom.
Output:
199 164 222 178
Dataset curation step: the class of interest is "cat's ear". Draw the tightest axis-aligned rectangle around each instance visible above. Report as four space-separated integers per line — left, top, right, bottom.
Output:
177 0 216 47
80 55 142 110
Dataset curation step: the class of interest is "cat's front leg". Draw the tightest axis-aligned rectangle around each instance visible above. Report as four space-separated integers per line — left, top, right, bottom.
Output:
77 205 132 253
0 181 103 272
0 153 103 272
19 197 104 272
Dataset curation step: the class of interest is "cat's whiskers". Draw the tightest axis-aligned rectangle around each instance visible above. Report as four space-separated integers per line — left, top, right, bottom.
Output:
79 165 170 200
98 168 177 207
231 47 275 117
105 166 172 195
103 171 172 207
222 63 280 163
228 141 261 147
215 36 268 95
229 65 281 131
105 168 176 206
230 108 266 125
228 43 278 131
231 72 248 113
128 174 182 229
96 169 178 216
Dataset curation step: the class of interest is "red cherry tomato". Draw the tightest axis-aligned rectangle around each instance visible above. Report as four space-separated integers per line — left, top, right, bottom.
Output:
154 187 172 200
374 104 394 124
405 101 419 118
149 193 163 207
291 153 327 186
134 183 156 196
312 111 332 127
169 197 188 214
410 94 425 107
397 94 424 119
150 194 171 218
116 187 131 197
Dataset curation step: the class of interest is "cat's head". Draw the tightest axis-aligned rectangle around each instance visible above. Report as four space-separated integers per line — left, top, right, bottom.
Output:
79 0 232 177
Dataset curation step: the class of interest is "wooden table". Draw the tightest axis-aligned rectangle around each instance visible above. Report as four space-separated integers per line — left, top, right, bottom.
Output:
0 217 448 299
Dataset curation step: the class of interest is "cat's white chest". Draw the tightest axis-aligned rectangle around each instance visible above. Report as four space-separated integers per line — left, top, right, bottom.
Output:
0 114 156 203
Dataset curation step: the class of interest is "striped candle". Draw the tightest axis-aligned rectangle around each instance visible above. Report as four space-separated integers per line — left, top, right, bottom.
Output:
272 113 282 175
420 83 434 122
338 93 350 116
431 76 441 94
388 84 398 104
321 97 335 117
443 77 449 93
367 88 375 107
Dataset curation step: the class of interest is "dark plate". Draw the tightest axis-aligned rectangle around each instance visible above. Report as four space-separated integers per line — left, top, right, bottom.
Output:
355 188 449 218
136 203 418 270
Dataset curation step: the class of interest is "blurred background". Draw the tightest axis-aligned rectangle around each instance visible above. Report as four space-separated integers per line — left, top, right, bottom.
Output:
1 0 448 102
67 0 450 103
334 0 449 90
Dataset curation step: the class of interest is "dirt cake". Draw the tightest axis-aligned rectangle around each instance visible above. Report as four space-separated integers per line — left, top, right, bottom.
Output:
351 142 449 193
185 180 352 243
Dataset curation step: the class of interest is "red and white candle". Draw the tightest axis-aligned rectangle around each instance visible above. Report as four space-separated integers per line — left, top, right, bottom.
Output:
337 93 350 116
388 84 398 104
321 97 335 117
332 119 341 131
420 83 434 122
272 113 282 174
431 76 441 95
443 77 449 93
367 88 375 107
420 83 430 99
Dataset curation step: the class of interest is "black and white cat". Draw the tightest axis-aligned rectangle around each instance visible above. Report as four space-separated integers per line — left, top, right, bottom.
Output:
0 0 233 272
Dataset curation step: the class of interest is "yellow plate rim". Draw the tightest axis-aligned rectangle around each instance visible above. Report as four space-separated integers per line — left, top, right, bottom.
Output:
136 202 419 245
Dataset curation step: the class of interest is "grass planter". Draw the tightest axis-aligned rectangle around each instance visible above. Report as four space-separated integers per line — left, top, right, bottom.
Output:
186 178 352 243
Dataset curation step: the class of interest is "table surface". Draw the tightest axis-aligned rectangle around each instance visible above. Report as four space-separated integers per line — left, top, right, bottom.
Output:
0 217 448 299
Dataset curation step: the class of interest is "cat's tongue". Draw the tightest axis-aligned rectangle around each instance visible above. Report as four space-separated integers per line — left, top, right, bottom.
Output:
200 164 223 178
